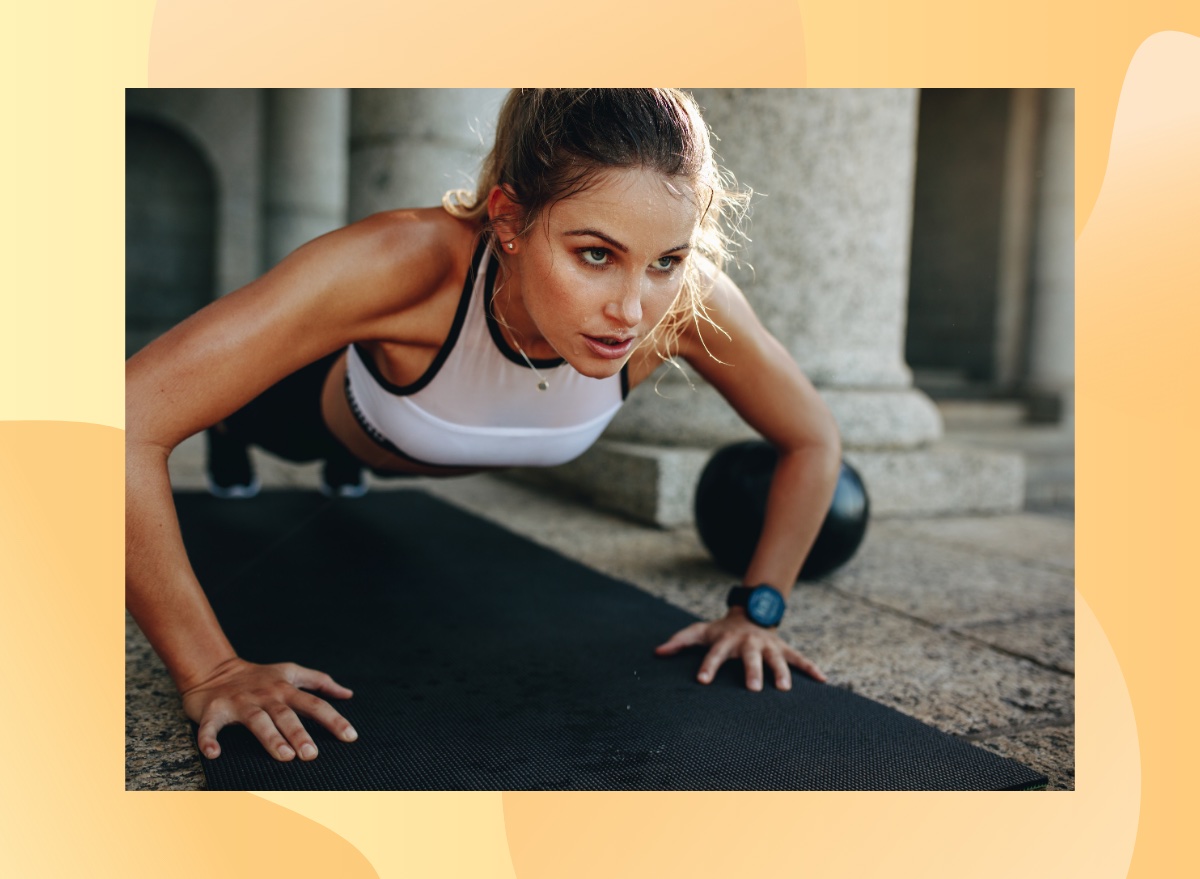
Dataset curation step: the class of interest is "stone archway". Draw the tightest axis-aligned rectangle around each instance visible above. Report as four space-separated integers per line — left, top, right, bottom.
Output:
125 115 216 358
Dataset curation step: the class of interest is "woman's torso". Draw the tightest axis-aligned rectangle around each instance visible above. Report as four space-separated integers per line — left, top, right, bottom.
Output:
320 212 661 476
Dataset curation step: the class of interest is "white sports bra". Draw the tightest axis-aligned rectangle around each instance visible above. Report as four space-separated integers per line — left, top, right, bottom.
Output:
343 242 629 469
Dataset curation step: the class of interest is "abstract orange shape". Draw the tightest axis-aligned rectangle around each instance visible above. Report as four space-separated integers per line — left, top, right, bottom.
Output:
0 421 378 878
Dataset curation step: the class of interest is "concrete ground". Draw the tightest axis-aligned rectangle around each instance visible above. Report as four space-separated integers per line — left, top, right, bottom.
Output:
126 411 1074 791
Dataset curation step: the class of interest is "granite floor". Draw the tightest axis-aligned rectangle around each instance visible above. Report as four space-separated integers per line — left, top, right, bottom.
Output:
126 434 1074 791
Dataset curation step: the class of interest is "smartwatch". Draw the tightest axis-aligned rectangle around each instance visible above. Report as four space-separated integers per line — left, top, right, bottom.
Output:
726 584 787 628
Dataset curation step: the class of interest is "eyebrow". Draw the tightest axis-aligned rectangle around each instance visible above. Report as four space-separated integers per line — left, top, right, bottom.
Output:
563 228 691 256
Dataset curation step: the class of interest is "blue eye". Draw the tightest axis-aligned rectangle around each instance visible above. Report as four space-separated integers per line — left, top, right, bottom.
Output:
581 248 608 266
654 256 679 271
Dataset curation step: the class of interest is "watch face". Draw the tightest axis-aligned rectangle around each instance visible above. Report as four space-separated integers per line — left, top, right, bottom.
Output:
747 586 785 626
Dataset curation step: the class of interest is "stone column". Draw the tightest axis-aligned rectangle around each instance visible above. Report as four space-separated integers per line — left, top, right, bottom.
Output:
1024 89 1075 425
264 89 350 268
348 89 507 220
125 88 264 297
609 89 941 451
537 89 1023 522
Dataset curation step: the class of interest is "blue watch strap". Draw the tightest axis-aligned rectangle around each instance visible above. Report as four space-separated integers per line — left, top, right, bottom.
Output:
726 584 787 627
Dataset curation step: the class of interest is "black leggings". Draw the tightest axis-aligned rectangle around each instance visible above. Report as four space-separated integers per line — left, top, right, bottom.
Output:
219 350 361 469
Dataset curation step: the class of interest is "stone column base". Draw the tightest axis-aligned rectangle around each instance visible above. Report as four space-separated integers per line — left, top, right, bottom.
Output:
508 439 1024 527
608 382 943 450
507 441 710 527
844 447 1024 516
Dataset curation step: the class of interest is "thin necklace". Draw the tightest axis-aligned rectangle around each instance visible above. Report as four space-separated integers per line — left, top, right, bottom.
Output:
512 338 550 391
492 261 550 392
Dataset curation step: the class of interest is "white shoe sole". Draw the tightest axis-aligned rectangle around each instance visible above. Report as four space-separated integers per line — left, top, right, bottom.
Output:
206 476 262 499
319 480 369 499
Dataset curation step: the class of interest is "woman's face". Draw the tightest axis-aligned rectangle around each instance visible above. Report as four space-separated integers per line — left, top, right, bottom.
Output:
499 167 702 379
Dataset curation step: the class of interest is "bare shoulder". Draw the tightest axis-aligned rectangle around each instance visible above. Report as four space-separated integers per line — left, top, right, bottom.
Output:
286 206 479 320
126 206 480 448
666 257 836 454
674 257 756 366
347 207 476 282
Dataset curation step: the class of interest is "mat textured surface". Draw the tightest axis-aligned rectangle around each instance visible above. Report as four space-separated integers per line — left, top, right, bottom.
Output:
175 490 1047 791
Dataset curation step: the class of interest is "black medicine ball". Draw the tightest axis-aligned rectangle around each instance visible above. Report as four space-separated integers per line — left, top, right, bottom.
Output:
694 440 869 581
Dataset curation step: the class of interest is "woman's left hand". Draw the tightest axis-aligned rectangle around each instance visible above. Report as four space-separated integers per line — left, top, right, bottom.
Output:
654 609 827 691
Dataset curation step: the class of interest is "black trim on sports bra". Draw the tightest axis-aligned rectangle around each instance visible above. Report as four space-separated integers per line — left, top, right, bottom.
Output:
350 239 485 397
483 254 566 371
343 374 468 471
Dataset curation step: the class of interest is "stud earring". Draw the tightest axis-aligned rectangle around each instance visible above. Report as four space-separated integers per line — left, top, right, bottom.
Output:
506 241 515 250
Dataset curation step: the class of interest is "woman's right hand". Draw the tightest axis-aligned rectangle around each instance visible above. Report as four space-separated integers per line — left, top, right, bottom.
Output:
180 658 358 761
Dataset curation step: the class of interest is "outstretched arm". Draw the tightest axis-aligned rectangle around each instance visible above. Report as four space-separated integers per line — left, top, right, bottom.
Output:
126 210 464 758
654 268 842 689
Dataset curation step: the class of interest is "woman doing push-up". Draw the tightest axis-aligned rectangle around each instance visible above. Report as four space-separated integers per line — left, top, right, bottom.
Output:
125 89 842 764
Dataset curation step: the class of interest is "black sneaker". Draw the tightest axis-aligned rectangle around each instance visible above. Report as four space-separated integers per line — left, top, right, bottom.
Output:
205 428 261 499
320 456 368 498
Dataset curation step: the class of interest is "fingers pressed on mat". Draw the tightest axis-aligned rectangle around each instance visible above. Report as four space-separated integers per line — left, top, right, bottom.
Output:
785 646 826 682
243 708 296 761
288 663 355 699
698 640 735 684
743 648 764 692
765 646 792 690
654 622 707 655
266 702 319 760
196 719 224 759
290 690 359 743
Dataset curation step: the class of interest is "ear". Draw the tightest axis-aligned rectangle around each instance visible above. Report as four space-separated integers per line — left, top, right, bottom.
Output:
486 185 523 251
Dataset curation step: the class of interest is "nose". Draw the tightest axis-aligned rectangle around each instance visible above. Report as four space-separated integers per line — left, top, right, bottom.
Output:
605 276 644 328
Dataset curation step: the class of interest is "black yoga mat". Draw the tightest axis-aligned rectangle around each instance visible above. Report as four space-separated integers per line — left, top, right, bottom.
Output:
174 490 1047 791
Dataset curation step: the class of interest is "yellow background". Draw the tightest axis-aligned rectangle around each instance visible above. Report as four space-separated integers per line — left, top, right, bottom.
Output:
2 0 1197 875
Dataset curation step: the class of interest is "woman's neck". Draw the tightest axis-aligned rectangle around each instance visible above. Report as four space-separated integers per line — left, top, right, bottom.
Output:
490 252 556 360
